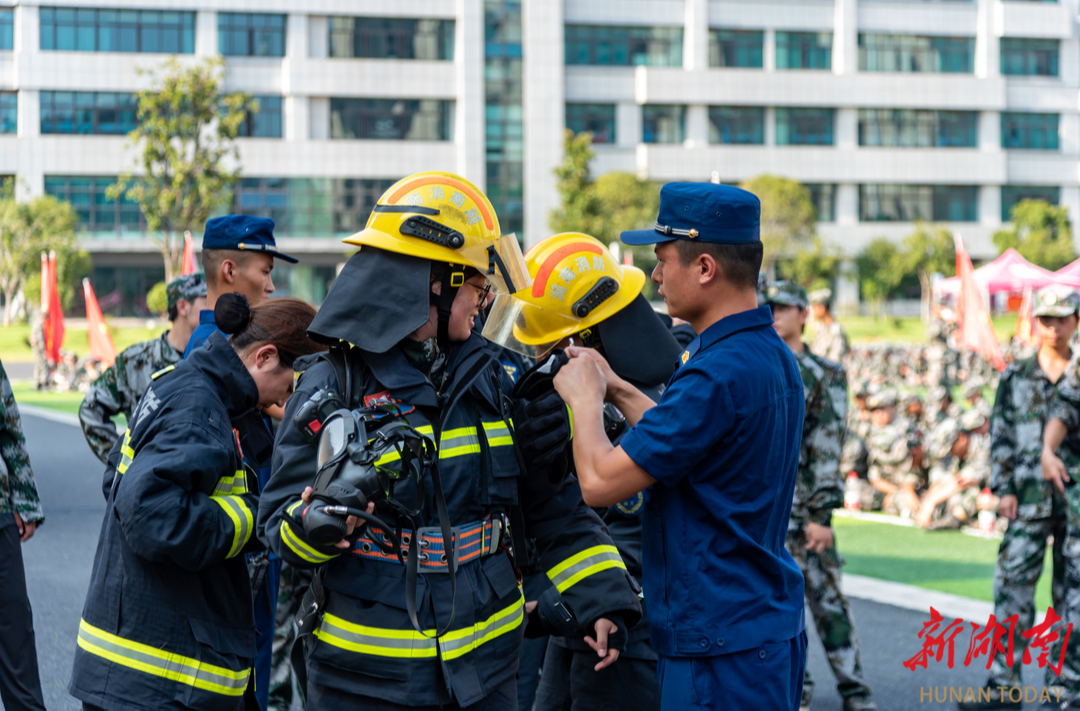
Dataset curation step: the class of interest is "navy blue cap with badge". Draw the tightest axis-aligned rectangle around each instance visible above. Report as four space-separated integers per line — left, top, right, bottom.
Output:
621 182 761 245
202 215 299 264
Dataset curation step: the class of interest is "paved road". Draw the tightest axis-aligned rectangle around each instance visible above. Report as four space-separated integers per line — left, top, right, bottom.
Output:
13 410 1068 710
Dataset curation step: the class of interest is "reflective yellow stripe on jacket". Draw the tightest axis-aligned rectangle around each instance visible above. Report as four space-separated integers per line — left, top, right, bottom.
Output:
280 500 337 564
77 619 250 697
438 595 524 661
211 495 254 559
117 430 135 475
547 545 626 594
212 471 249 497
373 421 513 467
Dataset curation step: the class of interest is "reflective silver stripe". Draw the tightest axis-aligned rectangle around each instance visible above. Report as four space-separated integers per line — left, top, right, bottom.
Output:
481 421 513 447
438 595 524 661
77 619 249 697
314 613 437 658
547 545 627 594
212 472 247 497
211 495 253 559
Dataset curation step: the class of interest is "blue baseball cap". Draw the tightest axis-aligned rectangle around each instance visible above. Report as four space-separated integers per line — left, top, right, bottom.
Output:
621 182 761 245
202 215 299 263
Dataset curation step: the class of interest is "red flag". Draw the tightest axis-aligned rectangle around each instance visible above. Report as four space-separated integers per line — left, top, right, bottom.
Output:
954 234 1005 371
83 278 117 367
1015 287 1041 349
181 231 198 276
40 252 48 314
44 251 64 364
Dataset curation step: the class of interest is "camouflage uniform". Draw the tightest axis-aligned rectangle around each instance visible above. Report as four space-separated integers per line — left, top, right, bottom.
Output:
0 359 43 525
866 391 923 515
78 332 181 463
810 321 850 365
30 317 47 391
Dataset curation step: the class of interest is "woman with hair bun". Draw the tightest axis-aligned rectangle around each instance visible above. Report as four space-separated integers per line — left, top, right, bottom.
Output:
69 294 325 711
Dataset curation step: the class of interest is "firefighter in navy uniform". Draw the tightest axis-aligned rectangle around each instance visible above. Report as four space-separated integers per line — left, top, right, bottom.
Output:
68 295 324 711
482 233 682 710
257 172 642 710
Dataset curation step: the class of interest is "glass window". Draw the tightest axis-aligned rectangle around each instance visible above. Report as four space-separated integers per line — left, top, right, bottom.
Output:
0 93 15 134
40 8 194 53
218 13 285 57
806 184 835 222
776 107 834 146
858 109 977 147
1000 38 1059 77
642 105 685 144
44 175 145 236
230 177 396 237
487 0 523 238
859 184 978 222
328 17 455 60
776 31 832 70
708 106 764 144
566 103 616 144
858 34 974 73
239 96 283 138
0 10 13 50
709 29 763 68
564 25 683 67
329 99 451 141
1001 112 1059 150
1001 185 1061 221
40 91 138 135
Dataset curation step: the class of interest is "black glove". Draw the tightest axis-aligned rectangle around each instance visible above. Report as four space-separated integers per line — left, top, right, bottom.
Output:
514 388 572 482
524 587 581 638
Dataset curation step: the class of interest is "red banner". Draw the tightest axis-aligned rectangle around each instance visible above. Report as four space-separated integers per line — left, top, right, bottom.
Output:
83 278 116 367
954 234 1005 372
43 251 64 364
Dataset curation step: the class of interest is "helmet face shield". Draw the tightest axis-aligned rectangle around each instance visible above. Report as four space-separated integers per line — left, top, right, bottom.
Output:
482 292 579 359
460 232 533 295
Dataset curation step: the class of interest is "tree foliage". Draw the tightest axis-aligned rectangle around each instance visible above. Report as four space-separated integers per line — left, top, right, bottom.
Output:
855 237 905 319
0 181 82 325
146 281 168 316
777 236 843 292
110 57 254 280
738 174 816 266
992 199 1075 271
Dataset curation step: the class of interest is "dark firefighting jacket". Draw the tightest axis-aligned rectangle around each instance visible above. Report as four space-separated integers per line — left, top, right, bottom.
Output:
257 333 642 708
69 332 264 711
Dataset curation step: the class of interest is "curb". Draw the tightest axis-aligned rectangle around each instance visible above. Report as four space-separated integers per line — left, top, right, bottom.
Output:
18 403 82 428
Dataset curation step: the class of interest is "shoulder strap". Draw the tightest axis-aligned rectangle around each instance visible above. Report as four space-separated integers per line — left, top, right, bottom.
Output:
320 346 356 408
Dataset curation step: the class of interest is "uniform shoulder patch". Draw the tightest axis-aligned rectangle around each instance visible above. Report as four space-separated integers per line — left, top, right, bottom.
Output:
614 491 644 517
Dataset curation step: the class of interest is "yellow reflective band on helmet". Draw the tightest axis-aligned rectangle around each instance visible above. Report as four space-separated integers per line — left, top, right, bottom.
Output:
280 518 336 564
150 365 176 380
438 594 524 661
211 495 253 559
117 430 135 475
314 613 438 659
212 471 248 497
546 545 627 594
77 619 250 697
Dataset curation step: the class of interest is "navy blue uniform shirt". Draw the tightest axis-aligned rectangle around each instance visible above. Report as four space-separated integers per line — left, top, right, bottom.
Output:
183 309 224 359
620 305 806 658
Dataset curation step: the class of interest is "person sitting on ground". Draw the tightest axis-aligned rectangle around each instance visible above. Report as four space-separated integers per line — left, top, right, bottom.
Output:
916 406 991 530
866 389 925 516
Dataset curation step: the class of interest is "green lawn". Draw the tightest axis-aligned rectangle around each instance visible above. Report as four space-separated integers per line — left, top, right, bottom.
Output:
837 315 1017 345
835 517 1054 610
0 324 162 363
11 380 89 417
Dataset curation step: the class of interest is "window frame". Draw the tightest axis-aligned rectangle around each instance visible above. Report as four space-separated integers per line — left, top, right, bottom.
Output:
217 12 286 58
859 184 978 222
327 16 455 61
564 24 684 67
328 98 452 141
857 109 978 148
40 91 138 135
40 7 196 54
709 29 764 69
641 104 686 144
565 103 617 144
775 31 832 70
775 107 835 146
858 33 974 73
707 106 765 145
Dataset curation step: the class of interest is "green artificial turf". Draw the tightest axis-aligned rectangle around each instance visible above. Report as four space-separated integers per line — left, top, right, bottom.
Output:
835 517 1054 611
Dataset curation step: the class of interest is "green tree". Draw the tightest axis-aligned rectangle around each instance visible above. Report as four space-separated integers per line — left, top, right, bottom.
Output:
992 199 1076 271
549 130 600 236
110 57 254 280
589 171 661 247
146 281 168 316
778 236 843 292
0 182 82 325
901 222 956 322
738 174 816 269
855 237 905 319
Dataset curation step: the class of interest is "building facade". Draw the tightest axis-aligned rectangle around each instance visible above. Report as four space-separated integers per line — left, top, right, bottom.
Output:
0 0 1073 311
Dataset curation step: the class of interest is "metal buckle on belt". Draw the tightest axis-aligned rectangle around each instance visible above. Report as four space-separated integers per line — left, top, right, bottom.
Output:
416 526 461 573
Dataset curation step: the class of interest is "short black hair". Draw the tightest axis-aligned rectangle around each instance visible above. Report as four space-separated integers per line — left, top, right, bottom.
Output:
201 249 256 289
167 302 179 322
674 240 763 290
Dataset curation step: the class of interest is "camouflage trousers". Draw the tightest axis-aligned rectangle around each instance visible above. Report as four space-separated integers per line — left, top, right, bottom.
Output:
268 562 312 711
785 530 872 705
1048 486 1080 701
987 513 1066 690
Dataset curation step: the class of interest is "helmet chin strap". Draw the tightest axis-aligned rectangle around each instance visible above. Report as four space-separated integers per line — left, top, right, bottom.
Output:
434 263 465 349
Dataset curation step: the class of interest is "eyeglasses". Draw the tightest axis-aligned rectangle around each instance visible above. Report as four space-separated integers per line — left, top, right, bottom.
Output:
462 281 492 305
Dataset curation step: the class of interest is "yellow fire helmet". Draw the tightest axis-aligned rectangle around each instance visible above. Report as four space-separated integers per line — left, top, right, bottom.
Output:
483 232 646 359
343 171 532 296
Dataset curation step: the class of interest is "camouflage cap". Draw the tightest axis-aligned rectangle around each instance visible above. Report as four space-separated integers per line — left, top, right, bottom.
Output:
808 288 832 306
1033 285 1080 318
866 388 898 410
901 391 922 408
166 272 207 313
961 380 983 399
960 406 988 432
764 281 808 309
928 385 949 403
929 419 961 460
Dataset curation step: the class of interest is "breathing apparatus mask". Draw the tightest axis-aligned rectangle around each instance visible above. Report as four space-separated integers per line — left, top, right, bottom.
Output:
295 395 436 552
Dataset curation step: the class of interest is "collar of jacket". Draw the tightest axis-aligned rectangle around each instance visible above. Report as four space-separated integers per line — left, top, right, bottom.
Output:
187 331 261 419
359 332 498 409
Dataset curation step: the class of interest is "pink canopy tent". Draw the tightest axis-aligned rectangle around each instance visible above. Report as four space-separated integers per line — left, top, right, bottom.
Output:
935 248 1080 295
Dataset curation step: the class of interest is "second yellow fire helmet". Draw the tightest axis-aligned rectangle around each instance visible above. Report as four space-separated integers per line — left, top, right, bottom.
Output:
483 233 646 359
343 171 532 295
